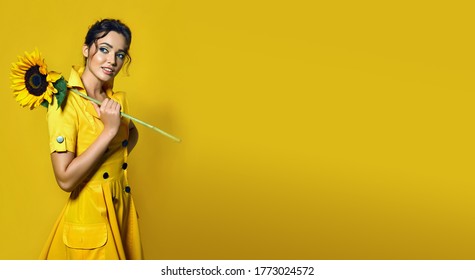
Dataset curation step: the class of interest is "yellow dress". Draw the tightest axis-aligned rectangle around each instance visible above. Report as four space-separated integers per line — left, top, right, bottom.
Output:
40 67 143 260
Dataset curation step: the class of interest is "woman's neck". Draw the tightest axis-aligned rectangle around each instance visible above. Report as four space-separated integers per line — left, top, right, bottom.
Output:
81 68 106 101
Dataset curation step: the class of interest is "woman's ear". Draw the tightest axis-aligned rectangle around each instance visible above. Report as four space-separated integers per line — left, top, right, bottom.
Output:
82 44 89 59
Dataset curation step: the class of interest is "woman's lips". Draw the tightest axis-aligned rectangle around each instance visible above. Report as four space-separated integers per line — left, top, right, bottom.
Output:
102 67 114 75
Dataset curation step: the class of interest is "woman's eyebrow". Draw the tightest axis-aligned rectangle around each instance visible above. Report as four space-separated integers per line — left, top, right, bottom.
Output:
99 42 126 52
99 42 114 48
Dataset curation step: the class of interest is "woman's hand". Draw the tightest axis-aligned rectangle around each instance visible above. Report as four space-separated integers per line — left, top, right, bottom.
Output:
93 98 121 137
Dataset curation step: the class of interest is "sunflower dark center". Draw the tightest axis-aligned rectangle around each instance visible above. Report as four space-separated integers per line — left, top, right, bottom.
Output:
25 65 48 96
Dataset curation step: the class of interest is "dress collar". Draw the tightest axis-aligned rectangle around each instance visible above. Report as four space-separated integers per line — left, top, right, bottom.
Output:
68 66 114 98
68 66 115 119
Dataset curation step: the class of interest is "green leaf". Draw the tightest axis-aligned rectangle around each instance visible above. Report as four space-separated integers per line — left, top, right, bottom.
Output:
53 77 68 109
41 99 49 108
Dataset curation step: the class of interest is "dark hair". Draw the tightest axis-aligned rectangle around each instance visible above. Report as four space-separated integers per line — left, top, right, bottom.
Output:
84 18 132 70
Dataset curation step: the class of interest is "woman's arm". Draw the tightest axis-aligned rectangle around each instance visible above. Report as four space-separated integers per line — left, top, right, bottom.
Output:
50 98 121 192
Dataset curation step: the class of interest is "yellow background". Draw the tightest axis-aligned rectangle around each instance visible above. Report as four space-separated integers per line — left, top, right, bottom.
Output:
1 0 475 259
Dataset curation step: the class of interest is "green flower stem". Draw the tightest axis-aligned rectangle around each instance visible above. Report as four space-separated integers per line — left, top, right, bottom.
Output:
70 88 181 143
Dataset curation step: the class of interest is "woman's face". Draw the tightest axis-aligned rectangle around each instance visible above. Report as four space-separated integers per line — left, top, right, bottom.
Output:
82 31 128 84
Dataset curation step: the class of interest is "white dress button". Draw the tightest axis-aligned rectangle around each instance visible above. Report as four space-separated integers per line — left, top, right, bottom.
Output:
56 136 64 143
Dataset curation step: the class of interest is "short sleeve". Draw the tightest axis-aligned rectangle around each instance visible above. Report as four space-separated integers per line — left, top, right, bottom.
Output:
46 95 78 154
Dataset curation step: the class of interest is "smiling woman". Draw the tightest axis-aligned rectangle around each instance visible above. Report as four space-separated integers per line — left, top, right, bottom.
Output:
39 19 143 260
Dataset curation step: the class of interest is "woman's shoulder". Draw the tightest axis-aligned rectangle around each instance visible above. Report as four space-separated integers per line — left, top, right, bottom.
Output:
109 89 128 104
110 89 127 98
46 88 82 117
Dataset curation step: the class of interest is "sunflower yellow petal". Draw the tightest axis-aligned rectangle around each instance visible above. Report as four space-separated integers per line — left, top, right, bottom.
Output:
32 49 41 59
47 84 58 94
31 98 42 109
18 60 33 70
10 65 26 75
10 71 24 79
17 93 33 106
27 50 41 68
43 93 53 104
15 90 30 101
10 64 29 75
11 78 26 85
17 90 42 110
10 70 25 78
14 89 30 100
24 51 35 66
10 71 25 79
35 53 46 67
34 96 44 108
46 87 54 96
16 55 28 65
27 49 40 64
47 71 61 82
11 82 26 91
39 64 48 75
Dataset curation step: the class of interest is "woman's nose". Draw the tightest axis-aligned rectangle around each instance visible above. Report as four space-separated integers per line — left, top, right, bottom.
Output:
108 53 117 66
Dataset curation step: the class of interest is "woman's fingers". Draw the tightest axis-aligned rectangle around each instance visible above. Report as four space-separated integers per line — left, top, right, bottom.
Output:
100 98 121 115
98 98 122 136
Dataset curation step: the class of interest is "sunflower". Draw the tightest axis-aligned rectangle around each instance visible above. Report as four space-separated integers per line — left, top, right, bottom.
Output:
10 49 63 109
